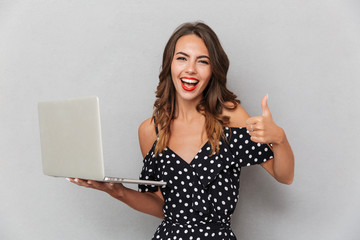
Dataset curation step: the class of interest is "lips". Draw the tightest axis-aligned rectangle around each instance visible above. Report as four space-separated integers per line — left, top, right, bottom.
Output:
180 77 199 91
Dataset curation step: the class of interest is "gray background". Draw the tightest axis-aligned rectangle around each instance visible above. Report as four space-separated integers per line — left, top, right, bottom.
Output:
1 0 359 239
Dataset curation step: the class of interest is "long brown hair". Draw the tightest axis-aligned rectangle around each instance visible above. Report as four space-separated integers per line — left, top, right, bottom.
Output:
153 22 239 155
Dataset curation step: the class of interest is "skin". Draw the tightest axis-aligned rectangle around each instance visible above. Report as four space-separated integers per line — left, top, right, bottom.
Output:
68 34 294 219
168 35 212 161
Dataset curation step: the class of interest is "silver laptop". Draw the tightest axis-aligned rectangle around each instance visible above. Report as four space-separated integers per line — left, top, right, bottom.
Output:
38 96 165 186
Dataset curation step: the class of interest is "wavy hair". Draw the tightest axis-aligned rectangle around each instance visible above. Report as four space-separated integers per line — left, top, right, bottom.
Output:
153 22 239 155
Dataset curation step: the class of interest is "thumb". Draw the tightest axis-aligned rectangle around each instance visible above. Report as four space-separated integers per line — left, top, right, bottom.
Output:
261 94 271 117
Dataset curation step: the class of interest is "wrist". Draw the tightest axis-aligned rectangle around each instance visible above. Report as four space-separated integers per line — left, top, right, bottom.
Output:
108 184 126 200
273 127 286 146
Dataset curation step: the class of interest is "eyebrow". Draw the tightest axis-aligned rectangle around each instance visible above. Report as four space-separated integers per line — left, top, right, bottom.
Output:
175 51 210 60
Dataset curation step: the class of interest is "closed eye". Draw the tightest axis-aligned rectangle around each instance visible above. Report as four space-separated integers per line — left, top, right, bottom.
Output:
176 56 187 61
199 60 209 65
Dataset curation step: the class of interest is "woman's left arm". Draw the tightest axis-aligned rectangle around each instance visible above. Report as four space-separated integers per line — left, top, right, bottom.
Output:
246 95 294 184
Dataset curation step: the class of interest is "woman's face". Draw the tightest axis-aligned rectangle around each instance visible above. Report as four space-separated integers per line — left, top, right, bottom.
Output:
171 34 212 103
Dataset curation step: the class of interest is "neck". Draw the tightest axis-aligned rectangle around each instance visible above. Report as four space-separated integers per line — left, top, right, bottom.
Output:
175 96 203 123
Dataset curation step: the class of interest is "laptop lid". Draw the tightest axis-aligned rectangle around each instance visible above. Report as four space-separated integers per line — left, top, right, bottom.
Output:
38 96 106 181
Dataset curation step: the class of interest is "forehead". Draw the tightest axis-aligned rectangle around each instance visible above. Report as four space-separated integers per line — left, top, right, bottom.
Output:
174 34 209 55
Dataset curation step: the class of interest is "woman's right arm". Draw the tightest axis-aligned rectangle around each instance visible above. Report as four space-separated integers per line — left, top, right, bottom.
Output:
68 117 164 219
67 178 164 218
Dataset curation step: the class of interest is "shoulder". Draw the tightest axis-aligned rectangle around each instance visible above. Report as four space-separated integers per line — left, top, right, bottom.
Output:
138 117 156 138
138 117 157 158
222 101 250 128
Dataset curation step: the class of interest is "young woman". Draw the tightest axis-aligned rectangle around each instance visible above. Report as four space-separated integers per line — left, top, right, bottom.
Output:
69 22 294 239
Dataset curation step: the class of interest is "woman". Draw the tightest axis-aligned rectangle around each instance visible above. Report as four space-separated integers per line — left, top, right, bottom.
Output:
69 22 294 239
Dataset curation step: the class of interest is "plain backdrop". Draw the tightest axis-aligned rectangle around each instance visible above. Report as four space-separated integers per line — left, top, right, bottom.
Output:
1 0 359 239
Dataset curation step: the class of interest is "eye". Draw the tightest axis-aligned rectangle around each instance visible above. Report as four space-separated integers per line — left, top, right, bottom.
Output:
199 60 210 65
176 56 187 61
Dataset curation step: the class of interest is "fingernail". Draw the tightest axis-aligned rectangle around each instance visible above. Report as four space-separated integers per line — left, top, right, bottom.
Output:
74 179 79 183
87 181 92 184
266 93 269 100
66 178 70 182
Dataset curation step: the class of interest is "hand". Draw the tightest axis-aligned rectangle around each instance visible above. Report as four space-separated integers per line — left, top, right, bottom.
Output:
246 94 285 145
67 178 125 199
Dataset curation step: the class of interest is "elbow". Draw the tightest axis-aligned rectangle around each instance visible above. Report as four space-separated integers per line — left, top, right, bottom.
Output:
281 178 293 185
275 173 294 185
157 213 165 219
273 163 294 185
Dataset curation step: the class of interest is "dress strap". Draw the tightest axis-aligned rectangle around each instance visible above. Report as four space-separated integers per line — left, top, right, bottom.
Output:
153 117 159 136
155 125 159 135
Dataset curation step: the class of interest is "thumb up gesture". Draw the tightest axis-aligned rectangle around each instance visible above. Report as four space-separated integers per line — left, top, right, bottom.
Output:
246 94 285 145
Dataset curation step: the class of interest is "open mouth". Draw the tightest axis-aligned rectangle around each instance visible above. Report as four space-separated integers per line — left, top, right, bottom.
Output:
180 77 199 91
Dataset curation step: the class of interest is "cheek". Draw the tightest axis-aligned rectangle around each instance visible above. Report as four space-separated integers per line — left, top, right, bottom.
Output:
170 67 180 87
202 66 212 78
202 70 212 86
170 62 179 78
203 78 211 90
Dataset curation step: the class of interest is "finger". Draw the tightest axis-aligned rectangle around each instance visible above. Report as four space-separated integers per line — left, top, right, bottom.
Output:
261 94 272 117
74 178 87 185
87 180 99 188
106 182 115 189
248 128 264 138
87 180 107 190
245 116 262 125
246 117 266 133
73 178 93 188
246 124 257 133
250 135 267 144
66 177 81 185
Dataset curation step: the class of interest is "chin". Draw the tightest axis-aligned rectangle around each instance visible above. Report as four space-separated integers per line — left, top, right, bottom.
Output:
176 91 202 102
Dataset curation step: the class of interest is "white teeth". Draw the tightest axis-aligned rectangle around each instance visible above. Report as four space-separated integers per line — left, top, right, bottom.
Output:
181 78 199 84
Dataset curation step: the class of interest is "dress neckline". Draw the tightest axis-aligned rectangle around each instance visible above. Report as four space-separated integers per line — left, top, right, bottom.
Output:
148 127 248 162
165 141 210 165
163 127 248 165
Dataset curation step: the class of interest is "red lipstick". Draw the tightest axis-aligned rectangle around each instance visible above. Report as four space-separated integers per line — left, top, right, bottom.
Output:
180 77 199 91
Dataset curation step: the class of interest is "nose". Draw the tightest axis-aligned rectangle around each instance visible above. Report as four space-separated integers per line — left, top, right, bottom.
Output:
185 60 197 74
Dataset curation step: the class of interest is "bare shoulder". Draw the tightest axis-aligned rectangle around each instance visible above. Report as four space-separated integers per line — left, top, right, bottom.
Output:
222 102 250 128
138 117 157 158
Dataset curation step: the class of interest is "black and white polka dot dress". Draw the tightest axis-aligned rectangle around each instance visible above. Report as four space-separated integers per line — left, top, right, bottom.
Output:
139 127 274 240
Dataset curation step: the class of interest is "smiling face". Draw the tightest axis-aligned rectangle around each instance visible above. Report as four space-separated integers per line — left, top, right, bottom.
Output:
171 34 212 103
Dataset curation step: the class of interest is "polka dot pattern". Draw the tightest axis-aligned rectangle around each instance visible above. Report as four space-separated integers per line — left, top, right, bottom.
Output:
139 127 274 239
